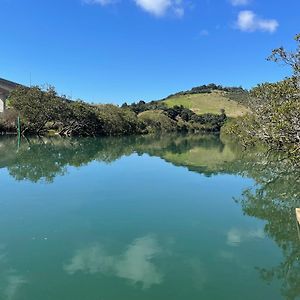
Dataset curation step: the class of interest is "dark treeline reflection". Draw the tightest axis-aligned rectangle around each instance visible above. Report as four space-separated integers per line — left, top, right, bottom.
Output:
0 134 229 183
231 151 300 300
0 134 300 299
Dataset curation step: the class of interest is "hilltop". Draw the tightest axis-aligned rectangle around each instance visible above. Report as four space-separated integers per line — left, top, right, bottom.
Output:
126 83 250 121
161 83 250 118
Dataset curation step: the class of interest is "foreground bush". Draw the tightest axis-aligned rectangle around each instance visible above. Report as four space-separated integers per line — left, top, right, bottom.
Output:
223 34 300 157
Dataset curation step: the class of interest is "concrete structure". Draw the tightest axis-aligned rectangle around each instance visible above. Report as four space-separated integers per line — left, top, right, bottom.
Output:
0 78 19 113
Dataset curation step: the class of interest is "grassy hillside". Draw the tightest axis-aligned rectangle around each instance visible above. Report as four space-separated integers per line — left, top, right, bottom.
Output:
163 91 249 118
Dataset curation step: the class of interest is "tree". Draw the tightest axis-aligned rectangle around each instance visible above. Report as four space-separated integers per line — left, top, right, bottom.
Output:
268 34 300 79
224 34 300 156
9 86 64 135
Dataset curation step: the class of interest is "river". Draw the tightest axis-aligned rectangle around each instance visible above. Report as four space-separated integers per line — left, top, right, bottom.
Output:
0 134 299 300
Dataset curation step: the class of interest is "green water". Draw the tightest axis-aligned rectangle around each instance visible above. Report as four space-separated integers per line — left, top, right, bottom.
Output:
0 134 299 300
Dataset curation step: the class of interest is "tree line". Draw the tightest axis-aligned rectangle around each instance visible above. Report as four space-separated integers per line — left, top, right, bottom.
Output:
0 85 227 136
163 83 248 99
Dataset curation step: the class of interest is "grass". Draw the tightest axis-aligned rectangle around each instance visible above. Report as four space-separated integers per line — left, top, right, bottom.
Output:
138 110 176 131
163 91 249 118
163 143 236 173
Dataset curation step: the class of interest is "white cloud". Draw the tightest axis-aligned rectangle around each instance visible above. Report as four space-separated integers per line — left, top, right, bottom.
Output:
199 29 209 36
230 0 250 6
236 10 279 33
134 0 171 16
84 0 185 17
134 0 184 17
174 7 184 17
84 0 116 6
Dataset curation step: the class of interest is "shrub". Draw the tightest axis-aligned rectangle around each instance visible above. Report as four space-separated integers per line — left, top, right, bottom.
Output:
138 110 177 132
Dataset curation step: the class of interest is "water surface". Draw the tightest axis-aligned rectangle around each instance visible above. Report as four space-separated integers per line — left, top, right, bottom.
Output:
0 134 299 300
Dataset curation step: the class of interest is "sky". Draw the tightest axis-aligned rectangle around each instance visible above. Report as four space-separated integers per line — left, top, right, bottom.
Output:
1 0 299 104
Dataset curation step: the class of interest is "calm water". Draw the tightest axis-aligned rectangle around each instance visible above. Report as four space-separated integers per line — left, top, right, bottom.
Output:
0 134 299 300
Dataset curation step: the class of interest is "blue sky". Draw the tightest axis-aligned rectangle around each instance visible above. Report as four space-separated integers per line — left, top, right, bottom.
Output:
1 0 299 104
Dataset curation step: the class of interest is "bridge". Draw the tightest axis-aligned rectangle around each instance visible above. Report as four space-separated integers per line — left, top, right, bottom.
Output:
0 78 19 113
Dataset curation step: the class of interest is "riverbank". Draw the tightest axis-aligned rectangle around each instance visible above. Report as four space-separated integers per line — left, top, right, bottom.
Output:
2 85 229 137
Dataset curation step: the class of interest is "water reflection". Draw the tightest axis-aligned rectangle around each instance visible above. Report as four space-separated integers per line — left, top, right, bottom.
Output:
231 151 300 300
1 134 300 299
0 247 26 300
0 134 233 182
64 235 163 289
226 228 265 247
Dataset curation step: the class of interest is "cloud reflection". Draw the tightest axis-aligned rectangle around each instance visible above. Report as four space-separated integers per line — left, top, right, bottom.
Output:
226 228 265 246
4 273 27 300
0 247 26 300
64 235 163 288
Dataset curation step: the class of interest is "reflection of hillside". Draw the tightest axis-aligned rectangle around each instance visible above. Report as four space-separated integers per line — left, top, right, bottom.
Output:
133 134 237 176
1 134 300 299
162 143 235 175
0 134 238 182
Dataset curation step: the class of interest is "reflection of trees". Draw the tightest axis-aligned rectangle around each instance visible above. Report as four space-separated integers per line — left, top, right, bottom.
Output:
231 151 300 300
0 134 226 183
2 137 134 182
1 134 300 298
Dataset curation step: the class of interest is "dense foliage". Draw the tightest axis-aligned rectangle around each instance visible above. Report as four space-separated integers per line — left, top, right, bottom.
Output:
6 86 146 136
223 34 300 158
3 85 227 136
125 101 227 133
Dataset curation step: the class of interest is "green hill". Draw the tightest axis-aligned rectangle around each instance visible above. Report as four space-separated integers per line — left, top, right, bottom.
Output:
162 90 250 118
